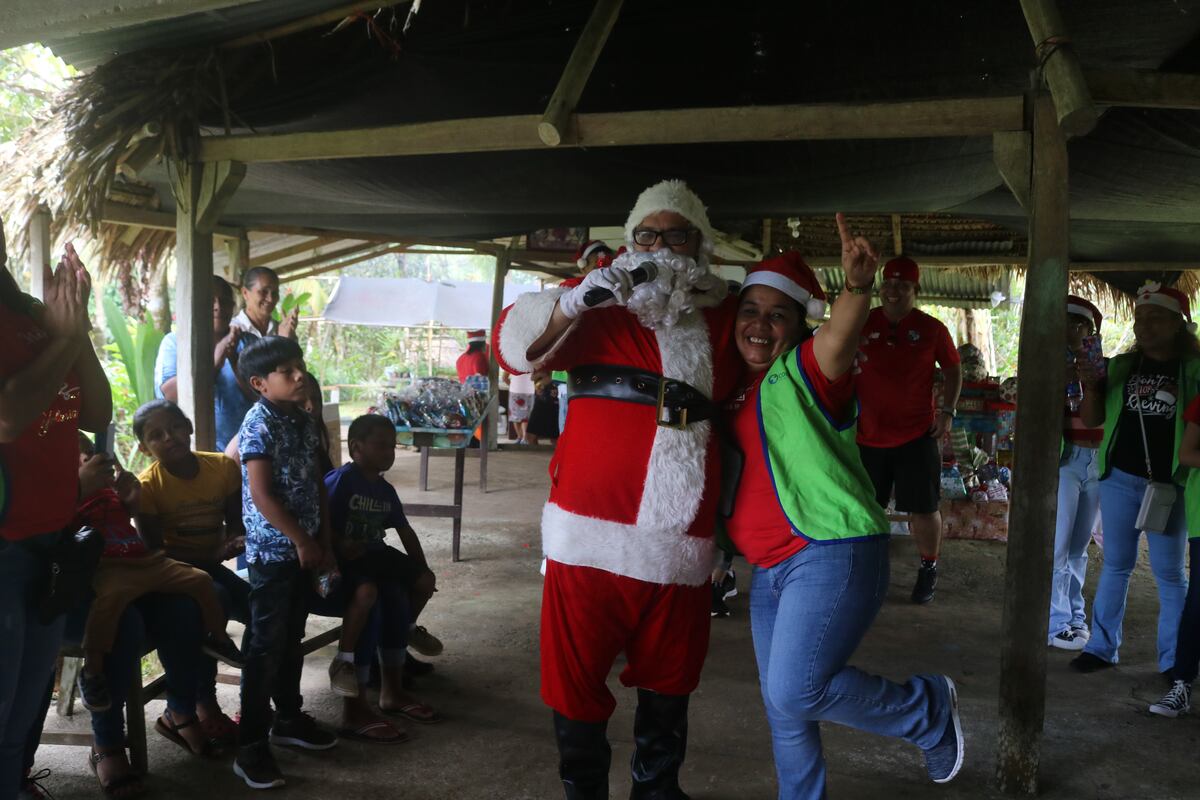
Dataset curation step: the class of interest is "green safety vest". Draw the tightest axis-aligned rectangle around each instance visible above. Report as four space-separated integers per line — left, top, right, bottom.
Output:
1096 352 1200 539
757 345 890 543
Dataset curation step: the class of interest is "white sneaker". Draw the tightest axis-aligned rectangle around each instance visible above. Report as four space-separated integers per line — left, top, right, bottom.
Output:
1149 680 1191 718
1049 628 1087 651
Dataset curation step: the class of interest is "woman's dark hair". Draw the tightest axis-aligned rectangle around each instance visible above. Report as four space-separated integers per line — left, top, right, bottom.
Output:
133 399 191 441
238 335 303 384
241 266 279 290
214 276 234 304
347 413 395 446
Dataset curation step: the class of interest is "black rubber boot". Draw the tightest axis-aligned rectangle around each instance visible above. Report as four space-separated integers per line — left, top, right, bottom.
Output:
629 689 691 799
553 711 611 800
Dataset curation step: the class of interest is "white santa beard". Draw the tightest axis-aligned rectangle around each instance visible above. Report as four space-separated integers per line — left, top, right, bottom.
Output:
624 253 727 330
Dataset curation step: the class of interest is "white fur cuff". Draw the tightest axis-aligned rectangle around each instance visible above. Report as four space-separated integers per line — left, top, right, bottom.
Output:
497 287 573 374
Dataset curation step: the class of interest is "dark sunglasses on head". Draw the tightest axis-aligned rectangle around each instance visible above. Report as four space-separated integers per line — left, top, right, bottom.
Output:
632 227 697 247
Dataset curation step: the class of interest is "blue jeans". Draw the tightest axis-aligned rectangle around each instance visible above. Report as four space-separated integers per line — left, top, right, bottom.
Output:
1170 539 1200 683
1084 468 1188 671
1049 445 1101 636
749 538 950 800
240 560 309 746
0 534 66 799
64 593 203 749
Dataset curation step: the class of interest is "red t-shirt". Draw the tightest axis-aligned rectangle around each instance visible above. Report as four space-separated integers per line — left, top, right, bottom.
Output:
455 349 490 383
724 338 856 568
76 488 148 558
1184 395 1200 426
855 307 959 448
0 296 83 541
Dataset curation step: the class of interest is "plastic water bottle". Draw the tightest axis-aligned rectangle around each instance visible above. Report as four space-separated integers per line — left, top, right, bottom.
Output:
1066 380 1083 412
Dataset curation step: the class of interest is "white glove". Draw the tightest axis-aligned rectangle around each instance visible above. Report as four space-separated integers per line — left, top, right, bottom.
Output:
558 267 636 320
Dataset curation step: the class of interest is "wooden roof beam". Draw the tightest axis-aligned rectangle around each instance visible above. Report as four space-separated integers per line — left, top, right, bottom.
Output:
274 242 379 275
539 0 624 146
102 202 242 239
1088 68 1200 111
198 96 1026 163
249 236 339 267
281 245 410 283
1019 0 1099 135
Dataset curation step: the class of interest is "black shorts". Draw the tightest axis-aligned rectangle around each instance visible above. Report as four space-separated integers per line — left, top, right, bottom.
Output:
858 436 942 515
340 545 423 588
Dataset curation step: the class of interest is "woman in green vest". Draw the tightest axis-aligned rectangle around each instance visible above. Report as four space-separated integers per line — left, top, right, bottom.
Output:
723 216 962 800
1072 283 1197 677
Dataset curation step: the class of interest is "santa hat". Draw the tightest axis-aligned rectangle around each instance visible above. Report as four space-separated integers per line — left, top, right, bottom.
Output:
466 329 487 343
882 256 920 285
574 240 613 269
624 180 716 254
1136 282 1196 332
1066 294 1102 332
742 251 828 319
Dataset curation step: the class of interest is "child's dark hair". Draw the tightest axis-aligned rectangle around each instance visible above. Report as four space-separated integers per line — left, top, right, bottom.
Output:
133 399 191 441
238 336 304 384
241 266 279 290
347 414 395 447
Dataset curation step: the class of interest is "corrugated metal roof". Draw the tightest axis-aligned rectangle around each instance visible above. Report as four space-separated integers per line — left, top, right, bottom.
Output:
43 0 361 70
815 267 1010 310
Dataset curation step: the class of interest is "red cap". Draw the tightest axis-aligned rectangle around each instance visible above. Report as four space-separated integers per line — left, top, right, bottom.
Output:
574 240 614 269
742 251 828 318
466 329 487 343
882 256 920 285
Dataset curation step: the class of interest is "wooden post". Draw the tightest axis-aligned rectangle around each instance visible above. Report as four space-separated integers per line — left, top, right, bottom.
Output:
1019 0 1098 136
26 206 51 300
890 214 903 256
538 0 624 146
173 159 245 451
224 231 250 285
488 249 511 412
996 95 1068 795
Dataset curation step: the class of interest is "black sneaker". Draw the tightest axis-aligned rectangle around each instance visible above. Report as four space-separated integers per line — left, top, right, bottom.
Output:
233 741 285 790
202 634 245 669
912 561 938 604
76 669 112 713
404 652 435 677
20 767 53 800
711 582 731 618
922 677 965 783
269 711 338 750
1069 652 1114 673
719 569 738 601
1149 680 1191 718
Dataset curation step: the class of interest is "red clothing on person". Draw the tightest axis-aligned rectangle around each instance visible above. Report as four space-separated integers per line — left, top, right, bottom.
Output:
1185 394 1200 426
75 488 148 558
455 348 490 383
855 307 959 449
724 338 857 568
0 296 82 541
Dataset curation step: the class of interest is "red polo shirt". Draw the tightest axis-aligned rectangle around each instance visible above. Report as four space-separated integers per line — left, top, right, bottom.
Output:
724 339 855 568
456 349 490 383
0 295 83 541
855 307 958 449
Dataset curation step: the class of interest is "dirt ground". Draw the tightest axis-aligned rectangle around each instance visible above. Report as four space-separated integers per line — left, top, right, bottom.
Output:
34 447 1199 799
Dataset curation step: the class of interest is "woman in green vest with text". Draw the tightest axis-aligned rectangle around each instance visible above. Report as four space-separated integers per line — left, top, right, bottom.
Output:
723 217 962 800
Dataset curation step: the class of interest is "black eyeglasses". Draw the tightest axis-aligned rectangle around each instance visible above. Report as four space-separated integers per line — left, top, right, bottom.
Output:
632 227 697 247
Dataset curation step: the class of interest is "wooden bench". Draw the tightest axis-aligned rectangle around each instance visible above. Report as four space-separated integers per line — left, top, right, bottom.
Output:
42 625 341 774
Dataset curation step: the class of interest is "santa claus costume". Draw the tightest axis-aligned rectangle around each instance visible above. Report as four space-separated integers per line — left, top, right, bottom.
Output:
494 180 740 799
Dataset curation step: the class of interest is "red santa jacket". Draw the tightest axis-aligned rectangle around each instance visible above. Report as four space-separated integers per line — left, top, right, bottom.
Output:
494 286 739 586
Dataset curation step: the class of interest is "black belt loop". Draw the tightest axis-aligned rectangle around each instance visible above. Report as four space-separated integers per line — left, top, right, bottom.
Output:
568 364 714 428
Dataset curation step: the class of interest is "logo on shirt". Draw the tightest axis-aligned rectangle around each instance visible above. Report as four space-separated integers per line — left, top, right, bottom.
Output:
1125 374 1178 420
349 494 391 514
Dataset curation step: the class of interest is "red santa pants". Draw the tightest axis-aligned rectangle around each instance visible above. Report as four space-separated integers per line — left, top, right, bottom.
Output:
540 559 711 722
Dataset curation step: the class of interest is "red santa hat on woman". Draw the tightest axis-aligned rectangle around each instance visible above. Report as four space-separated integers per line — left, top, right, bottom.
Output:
741 251 828 319
574 240 614 269
466 329 487 343
1066 295 1102 332
624 179 716 256
1136 282 1197 332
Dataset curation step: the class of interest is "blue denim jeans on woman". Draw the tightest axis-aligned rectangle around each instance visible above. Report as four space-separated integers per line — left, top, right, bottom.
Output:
1083 468 1188 671
0 533 66 799
749 537 951 800
1049 445 1102 637
1169 538 1200 683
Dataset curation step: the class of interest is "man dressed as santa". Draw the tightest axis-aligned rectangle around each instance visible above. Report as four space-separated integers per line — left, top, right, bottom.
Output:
494 180 740 799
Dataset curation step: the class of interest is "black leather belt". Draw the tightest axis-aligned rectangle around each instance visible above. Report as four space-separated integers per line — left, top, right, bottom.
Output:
567 364 715 429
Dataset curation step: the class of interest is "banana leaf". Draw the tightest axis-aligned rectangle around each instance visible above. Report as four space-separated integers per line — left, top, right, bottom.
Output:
103 294 164 407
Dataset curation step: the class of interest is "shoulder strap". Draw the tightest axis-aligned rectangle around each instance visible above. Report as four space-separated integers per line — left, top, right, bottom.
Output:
1133 356 1156 480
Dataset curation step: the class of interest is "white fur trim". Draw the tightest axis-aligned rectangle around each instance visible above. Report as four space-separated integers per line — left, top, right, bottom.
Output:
496 287 574 374
1136 290 1189 320
624 180 715 255
542 504 715 586
1066 302 1098 327
743 271 816 305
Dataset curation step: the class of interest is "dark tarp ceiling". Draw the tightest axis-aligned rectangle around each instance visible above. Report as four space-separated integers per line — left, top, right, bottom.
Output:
43 0 1200 284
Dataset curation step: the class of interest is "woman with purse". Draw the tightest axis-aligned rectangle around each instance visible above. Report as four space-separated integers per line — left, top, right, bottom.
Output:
0 223 112 798
722 220 963 800
1072 283 1198 675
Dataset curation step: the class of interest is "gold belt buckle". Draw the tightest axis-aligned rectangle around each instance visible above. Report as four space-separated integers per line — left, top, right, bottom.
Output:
656 378 688 430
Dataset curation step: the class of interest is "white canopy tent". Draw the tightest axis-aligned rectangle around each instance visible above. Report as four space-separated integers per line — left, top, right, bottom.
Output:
320 276 540 328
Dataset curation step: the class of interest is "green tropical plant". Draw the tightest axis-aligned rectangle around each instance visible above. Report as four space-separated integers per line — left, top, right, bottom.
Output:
102 294 164 407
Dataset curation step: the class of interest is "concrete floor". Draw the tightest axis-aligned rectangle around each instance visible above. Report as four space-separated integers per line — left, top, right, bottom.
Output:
35 448 1199 799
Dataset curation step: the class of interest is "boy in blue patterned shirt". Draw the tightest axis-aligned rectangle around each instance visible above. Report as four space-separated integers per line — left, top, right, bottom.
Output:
233 336 338 789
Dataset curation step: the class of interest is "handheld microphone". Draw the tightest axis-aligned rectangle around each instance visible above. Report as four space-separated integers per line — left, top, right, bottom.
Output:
583 262 659 308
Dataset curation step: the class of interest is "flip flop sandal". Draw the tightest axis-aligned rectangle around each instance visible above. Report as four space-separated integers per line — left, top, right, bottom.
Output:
336 721 412 744
88 750 145 798
383 702 441 725
155 712 210 756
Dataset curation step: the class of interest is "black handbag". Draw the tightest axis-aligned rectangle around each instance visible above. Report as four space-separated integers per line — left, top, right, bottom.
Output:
31 524 104 624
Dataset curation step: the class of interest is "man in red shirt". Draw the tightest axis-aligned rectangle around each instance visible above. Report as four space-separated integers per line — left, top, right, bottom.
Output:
455 330 490 384
855 256 962 604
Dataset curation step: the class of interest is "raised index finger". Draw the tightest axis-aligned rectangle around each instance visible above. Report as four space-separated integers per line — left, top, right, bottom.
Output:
835 213 853 250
